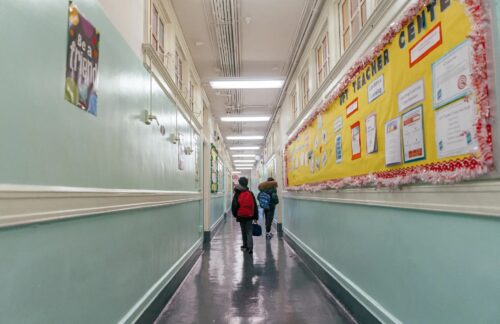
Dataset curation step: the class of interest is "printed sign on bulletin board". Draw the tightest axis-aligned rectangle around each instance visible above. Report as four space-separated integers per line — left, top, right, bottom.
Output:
285 0 493 190
65 2 100 116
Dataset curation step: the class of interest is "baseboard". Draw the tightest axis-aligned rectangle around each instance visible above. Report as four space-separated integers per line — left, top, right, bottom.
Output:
284 231 391 324
134 244 202 324
204 209 228 245
117 239 202 324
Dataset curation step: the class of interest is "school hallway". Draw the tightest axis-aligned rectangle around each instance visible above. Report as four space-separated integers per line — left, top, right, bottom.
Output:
155 217 354 324
3 0 500 323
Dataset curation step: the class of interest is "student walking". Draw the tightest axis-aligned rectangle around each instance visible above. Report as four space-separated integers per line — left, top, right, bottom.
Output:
258 177 279 239
231 177 259 254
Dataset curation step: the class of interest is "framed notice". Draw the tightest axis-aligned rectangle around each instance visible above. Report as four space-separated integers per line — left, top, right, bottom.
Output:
385 118 402 166
435 97 478 158
65 2 100 116
335 134 342 163
402 106 425 163
432 40 472 109
351 122 361 160
365 113 378 154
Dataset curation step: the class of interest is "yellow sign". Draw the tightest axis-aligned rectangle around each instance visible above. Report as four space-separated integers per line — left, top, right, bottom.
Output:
286 1 488 188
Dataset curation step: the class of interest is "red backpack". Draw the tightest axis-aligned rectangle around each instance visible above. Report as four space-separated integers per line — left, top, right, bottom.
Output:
237 191 255 218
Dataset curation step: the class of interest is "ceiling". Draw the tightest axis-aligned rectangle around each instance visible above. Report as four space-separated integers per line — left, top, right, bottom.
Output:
170 0 315 167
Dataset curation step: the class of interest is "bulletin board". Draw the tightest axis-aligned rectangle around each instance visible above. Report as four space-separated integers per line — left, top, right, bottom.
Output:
210 144 219 193
285 0 494 190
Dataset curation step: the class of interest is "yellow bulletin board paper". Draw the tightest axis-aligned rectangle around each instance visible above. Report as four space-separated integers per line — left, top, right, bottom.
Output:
285 0 493 190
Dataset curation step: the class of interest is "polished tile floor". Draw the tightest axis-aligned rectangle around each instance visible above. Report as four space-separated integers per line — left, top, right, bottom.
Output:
155 217 355 324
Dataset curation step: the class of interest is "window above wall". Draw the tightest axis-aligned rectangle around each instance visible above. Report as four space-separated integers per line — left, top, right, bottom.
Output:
340 0 381 52
316 32 329 87
150 2 168 64
301 69 310 110
175 44 185 92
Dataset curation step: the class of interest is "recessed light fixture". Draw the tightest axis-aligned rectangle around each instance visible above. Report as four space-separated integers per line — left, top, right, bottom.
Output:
221 116 270 122
210 80 284 89
227 135 264 140
234 160 255 163
232 171 241 174
232 154 256 158
230 146 260 151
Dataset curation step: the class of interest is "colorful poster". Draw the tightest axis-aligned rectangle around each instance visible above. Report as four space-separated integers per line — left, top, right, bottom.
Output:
365 113 378 154
435 97 477 158
432 41 472 109
402 106 425 162
335 134 342 163
351 122 361 160
385 118 402 166
398 79 425 112
65 3 100 115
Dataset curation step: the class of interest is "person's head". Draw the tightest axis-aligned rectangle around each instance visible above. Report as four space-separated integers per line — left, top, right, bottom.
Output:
238 177 249 188
267 177 275 182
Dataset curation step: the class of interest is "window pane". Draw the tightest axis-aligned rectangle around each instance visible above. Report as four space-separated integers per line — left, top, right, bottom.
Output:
350 0 359 15
159 19 165 48
152 7 158 35
343 29 350 49
342 1 349 32
361 2 367 25
352 13 360 37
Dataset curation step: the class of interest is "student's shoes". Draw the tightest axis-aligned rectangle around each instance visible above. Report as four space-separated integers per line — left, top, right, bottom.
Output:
248 249 253 254
266 233 273 239
241 245 247 250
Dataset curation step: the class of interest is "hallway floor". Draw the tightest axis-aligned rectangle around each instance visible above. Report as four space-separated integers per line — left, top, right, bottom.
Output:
155 217 355 324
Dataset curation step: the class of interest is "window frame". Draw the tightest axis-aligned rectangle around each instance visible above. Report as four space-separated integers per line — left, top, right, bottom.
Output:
316 32 330 86
175 45 185 91
340 0 369 52
301 69 310 110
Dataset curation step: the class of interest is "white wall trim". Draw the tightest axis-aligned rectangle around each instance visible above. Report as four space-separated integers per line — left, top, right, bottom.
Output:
0 185 202 229
210 212 225 232
211 193 225 199
284 180 500 217
284 229 401 324
119 237 202 324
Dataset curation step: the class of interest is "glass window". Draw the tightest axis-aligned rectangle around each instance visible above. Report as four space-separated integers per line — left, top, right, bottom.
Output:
175 50 183 90
291 90 297 119
316 33 329 86
301 70 309 110
151 6 159 50
340 0 377 52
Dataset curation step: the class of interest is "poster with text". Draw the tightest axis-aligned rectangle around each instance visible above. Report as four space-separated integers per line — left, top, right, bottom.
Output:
65 2 100 115
402 106 425 162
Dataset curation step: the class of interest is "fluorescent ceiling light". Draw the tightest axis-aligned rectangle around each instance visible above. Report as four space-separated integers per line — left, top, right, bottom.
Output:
230 146 260 151
210 80 284 89
234 164 254 167
232 154 256 158
221 116 270 122
236 167 253 170
227 135 264 140
234 160 255 163
232 171 241 174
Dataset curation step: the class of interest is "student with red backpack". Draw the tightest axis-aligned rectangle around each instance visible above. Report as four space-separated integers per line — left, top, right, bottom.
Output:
231 177 259 254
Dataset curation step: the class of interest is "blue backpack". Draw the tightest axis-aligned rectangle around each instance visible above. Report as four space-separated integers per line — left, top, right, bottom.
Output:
257 191 271 210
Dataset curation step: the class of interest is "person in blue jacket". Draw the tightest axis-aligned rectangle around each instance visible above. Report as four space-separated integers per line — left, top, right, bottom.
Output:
258 177 279 239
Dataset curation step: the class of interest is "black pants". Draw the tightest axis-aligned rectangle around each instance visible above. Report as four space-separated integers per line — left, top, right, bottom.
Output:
264 207 276 233
239 219 253 249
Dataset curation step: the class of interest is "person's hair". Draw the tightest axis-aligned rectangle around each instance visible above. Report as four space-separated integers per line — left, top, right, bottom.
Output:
267 177 275 182
238 177 249 187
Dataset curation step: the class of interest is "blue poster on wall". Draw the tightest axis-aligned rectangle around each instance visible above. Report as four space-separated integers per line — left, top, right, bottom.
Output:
64 2 100 116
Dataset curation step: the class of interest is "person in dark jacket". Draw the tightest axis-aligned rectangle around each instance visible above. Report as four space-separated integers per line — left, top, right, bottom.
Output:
258 177 279 239
232 177 259 254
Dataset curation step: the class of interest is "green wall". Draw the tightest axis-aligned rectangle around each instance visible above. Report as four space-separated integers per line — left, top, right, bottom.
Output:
0 0 199 191
284 198 500 323
1 202 202 324
0 0 202 323
210 195 225 229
